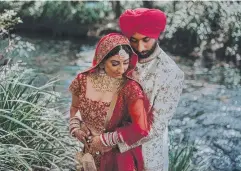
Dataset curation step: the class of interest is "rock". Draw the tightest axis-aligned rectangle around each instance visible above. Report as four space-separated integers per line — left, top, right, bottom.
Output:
212 155 232 171
213 139 232 153
234 155 241 170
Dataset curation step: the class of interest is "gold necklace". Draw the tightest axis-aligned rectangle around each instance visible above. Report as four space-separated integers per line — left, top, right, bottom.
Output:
89 73 124 92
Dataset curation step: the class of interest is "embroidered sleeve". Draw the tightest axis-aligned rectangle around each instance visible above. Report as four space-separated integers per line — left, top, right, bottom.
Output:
147 68 184 136
69 74 84 109
118 67 184 153
69 74 82 96
129 99 148 132
124 80 144 108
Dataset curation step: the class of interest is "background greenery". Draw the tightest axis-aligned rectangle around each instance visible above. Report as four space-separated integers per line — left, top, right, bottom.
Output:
1 1 240 72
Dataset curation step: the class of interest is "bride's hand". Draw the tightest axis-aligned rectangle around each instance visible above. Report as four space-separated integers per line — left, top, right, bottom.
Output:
74 123 91 143
88 136 112 154
74 129 88 143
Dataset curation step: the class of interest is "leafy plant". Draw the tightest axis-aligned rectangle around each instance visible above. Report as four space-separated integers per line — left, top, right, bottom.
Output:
0 64 78 170
0 10 35 59
169 130 195 171
161 1 241 67
0 9 79 171
169 144 194 171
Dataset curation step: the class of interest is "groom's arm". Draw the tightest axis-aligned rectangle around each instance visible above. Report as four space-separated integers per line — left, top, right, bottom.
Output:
118 67 184 153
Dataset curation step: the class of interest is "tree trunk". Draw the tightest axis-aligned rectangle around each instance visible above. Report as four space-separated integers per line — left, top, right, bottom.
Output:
112 1 121 19
143 1 154 8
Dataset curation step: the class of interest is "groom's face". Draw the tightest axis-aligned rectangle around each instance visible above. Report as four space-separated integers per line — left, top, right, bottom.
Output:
129 33 157 59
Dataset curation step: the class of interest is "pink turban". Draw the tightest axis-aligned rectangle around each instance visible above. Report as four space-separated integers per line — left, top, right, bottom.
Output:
119 8 166 39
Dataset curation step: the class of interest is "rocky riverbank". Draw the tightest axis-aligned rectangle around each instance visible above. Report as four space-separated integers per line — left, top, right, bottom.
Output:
170 64 241 171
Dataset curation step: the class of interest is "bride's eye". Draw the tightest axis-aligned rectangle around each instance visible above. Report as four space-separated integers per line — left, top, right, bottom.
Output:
111 61 119 66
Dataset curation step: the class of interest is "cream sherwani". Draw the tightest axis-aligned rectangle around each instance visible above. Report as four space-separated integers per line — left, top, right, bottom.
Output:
118 44 184 171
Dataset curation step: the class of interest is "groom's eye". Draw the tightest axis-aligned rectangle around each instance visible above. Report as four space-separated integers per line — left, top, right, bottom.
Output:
143 37 150 42
130 38 137 43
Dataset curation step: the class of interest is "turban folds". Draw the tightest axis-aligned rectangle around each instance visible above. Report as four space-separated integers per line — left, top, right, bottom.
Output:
119 8 166 39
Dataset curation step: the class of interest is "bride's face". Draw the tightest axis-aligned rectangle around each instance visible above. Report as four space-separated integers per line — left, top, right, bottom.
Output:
104 54 130 78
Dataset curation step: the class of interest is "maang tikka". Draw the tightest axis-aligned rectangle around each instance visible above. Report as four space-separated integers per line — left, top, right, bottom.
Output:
118 46 129 59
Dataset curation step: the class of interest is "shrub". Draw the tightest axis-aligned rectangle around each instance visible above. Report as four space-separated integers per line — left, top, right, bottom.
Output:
161 1 241 67
1 9 78 171
0 64 79 170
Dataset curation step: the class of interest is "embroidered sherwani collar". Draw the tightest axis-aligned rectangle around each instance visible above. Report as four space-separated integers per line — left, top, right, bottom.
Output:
138 43 161 64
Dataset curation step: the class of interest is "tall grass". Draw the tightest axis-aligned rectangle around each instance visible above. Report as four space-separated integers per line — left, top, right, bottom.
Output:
168 129 195 171
169 144 194 171
0 64 78 171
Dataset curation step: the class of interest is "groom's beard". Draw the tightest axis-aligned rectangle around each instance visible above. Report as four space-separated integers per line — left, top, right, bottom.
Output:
134 41 157 59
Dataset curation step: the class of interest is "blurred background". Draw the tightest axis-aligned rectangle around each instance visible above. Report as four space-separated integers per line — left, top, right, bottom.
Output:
0 1 241 171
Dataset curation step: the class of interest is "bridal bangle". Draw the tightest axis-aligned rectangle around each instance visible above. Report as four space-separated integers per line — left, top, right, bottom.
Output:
100 131 124 146
69 116 83 137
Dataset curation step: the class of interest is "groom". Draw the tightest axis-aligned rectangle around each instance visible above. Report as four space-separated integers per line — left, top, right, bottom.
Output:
117 8 184 171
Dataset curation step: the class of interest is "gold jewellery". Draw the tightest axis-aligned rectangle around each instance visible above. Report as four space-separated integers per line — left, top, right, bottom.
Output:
118 46 129 59
89 73 124 92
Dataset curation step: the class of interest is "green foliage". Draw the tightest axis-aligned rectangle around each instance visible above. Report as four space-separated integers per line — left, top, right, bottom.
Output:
1 1 111 25
0 10 35 59
0 8 78 170
169 131 195 171
0 9 22 31
1 34 35 59
169 144 194 171
168 128 209 171
162 1 241 66
0 64 78 170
